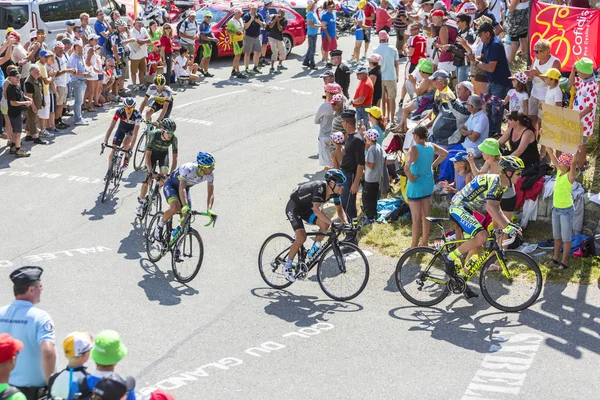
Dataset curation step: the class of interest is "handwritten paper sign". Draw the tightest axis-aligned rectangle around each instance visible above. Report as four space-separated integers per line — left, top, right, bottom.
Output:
540 104 583 154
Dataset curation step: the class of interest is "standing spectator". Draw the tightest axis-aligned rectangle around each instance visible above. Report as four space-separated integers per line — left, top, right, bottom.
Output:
303 0 319 70
453 14 476 83
47 332 93 400
321 2 337 68
26 30 48 64
110 20 133 93
129 18 150 90
366 106 386 145
89 374 135 400
367 54 382 108
474 0 502 35
0 267 56 399
351 66 374 128
41 51 59 133
392 0 409 56
504 0 529 63
404 126 448 247
68 43 91 125
374 30 399 124
431 10 458 77
160 23 175 82
147 21 162 52
315 83 341 168
24 65 49 146
363 128 385 223
83 36 100 113
65 21 76 41
468 22 510 137
376 0 396 34
352 1 367 64
405 23 426 74
227 9 246 79
50 42 73 130
268 9 288 74
5 68 32 157
177 12 199 61
109 10 122 30
339 109 365 236
361 0 376 59
0 334 26 400
69 331 135 400
72 26 84 49
79 13 94 45
320 70 335 85
329 131 345 170
330 93 347 135
504 71 529 114
526 38 560 129
243 5 264 75
569 57 598 167
259 0 276 66
34 50 54 138
198 13 217 78
331 50 351 98
541 68 563 108
94 9 111 56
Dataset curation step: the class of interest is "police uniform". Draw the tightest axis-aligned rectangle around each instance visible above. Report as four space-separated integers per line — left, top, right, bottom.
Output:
331 50 351 98
0 266 56 400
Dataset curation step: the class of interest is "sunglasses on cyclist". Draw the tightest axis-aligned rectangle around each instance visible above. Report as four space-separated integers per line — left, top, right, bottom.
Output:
124 106 134 110
163 130 175 135
201 164 215 169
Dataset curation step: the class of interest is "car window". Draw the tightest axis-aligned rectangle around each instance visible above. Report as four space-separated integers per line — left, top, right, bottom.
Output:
275 8 297 22
197 8 230 25
39 1 74 23
0 4 29 30
71 0 99 17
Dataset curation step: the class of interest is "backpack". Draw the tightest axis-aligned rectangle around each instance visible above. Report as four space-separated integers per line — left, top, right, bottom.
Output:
580 236 597 257
0 386 21 400
176 19 190 38
47 367 89 400
73 376 93 400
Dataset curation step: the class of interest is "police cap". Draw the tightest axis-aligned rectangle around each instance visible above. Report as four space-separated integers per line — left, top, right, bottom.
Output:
10 266 44 285
341 109 356 119
330 50 343 57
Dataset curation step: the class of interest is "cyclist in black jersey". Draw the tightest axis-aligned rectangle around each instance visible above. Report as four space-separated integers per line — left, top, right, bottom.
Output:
135 118 179 216
102 97 142 171
283 169 349 282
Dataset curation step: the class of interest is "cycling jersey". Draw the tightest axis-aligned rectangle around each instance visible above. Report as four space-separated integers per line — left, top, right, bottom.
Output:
112 107 142 133
144 84 173 105
163 162 214 204
286 181 340 231
146 129 178 154
451 174 505 209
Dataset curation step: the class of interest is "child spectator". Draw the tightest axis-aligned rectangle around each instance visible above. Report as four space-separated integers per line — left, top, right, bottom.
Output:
174 47 199 83
504 72 529 114
568 57 597 168
329 131 345 170
366 105 386 146
468 138 501 175
363 128 385 224
546 146 583 269
147 41 164 78
102 58 118 103
541 68 563 107
48 332 93 400
440 151 473 194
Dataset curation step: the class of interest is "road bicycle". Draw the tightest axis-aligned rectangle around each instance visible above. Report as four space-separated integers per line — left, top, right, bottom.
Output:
394 217 543 312
258 224 369 301
146 209 217 283
137 172 165 235
100 144 129 203
132 120 158 171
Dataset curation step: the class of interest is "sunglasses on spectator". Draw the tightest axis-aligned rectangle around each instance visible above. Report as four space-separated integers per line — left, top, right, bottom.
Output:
534 49 545 54
205 16 212 18
76 30 83 33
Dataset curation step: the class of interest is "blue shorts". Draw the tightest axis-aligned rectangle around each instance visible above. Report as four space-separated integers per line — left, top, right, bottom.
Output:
112 129 132 146
355 29 364 41
163 180 192 206
261 31 269 45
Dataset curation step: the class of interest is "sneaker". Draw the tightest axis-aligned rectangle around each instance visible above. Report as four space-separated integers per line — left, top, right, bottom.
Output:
269 67 276 74
236 72 247 79
464 286 479 299
283 265 296 282
199 68 206 76
204 71 214 78
24 136 34 142
33 137 49 145
9 144 16 154
277 64 288 70
360 55 367 61
309 63 317 70
75 119 89 126
14 148 31 157
135 202 144 217
252 67 261 74
153 225 163 241
302 61 310 67
230 71 238 79
537 239 554 250
245 68 255 75
56 121 69 129
63 110 73 116
40 129 55 137
325 62 333 69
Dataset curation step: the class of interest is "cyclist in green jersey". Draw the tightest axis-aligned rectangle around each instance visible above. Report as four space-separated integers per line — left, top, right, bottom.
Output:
135 118 179 217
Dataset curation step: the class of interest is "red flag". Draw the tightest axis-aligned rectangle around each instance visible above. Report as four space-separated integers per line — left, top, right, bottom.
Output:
529 0 600 72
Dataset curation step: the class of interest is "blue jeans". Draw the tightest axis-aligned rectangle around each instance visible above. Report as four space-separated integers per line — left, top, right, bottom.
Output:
486 83 509 136
304 35 317 65
71 80 87 122
165 53 174 84
552 206 574 242
356 106 370 129
457 65 469 84
341 171 358 221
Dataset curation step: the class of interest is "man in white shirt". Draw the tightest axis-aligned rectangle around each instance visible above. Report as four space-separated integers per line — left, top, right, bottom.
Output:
49 42 75 129
178 12 199 61
129 18 151 90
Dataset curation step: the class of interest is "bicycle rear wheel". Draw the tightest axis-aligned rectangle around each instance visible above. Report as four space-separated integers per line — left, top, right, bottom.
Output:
317 242 369 301
146 212 166 262
171 228 204 283
133 132 147 171
101 164 114 203
258 233 295 289
395 247 450 307
480 250 543 312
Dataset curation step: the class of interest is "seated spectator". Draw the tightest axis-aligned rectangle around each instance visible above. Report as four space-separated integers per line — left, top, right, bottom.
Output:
147 42 164 77
460 95 488 157
440 151 473 194
397 59 434 132
102 58 119 103
498 112 540 168
174 47 200 83
446 81 474 137
48 332 94 400
469 137 501 175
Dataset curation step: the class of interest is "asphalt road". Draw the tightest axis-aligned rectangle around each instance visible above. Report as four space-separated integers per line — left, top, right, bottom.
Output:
1 37 599 400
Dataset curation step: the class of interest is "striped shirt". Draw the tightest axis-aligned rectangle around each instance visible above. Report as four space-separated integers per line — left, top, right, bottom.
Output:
392 3 408 30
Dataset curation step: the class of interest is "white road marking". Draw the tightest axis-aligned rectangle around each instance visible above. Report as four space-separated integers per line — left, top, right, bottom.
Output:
0 246 112 268
46 133 105 162
279 76 311 83
0 170 103 185
172 117 213 126
291 89 312 95
173 90 247 110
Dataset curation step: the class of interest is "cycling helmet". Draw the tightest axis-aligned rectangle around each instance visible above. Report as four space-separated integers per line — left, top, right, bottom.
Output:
324 169 346 185
499 156 525 174
123 97 136 108
154 74 167 86
160 118 177 132
197 152 215 168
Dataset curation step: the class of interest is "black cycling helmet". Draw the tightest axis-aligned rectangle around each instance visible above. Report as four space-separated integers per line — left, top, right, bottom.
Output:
160 118 176 132
324 169 347 185
123 97 136 108
154 74 167 86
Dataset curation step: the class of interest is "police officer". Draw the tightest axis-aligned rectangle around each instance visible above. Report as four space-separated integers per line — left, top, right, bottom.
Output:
0 266 56 400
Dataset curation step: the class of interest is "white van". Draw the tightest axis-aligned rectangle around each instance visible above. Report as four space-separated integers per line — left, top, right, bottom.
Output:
0 0 127 42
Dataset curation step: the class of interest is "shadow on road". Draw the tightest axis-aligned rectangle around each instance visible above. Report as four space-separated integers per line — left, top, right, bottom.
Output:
137 258 199 306
117 221 146 260
81 193 118 220
251 287 363 327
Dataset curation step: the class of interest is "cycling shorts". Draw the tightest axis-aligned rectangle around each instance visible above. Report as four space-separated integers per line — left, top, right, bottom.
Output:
150 150 169 172
163 180 192 206
260 31 269 45
285 199 318 231
148 99 173 118
112 129 133 146
449 205 484 237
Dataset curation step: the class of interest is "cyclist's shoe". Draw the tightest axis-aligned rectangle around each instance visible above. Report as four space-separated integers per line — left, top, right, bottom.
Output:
153 225 163 241
173 248 182 262
135 202 144 217
444 256 459 278
464 286 479 299
283 265 296 282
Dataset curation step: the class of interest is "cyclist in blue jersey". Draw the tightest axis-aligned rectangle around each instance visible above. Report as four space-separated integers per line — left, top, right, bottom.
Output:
153 152 216 241
102 97 142 173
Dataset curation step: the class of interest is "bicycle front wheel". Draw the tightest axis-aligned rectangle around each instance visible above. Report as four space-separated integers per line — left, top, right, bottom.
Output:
258 233 295 289
172 228 204 283
395 247 449 307
146 212 165 262
480 250 543 312
133 132 147 171
317 242 369 301
101 165 113 203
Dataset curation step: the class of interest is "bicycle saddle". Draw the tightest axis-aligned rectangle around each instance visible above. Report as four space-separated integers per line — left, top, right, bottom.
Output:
426 217 449 223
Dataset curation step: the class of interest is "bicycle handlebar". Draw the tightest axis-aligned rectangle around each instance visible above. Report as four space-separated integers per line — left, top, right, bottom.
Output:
100 143 129 155
179 210 218 227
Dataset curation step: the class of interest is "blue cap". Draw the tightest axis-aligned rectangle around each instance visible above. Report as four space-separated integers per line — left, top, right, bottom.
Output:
450 151 469 163
65 21 75 26
355 65 368 74
39 49 51 57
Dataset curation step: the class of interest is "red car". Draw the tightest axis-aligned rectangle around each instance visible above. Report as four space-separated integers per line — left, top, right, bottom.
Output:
188 2 306 59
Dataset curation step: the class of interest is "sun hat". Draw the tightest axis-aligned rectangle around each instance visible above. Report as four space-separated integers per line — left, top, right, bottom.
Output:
509 71 528 84
0 333 24 363
324 83 342 94
355 65 368 74
365 129 380 142
53 41 65 49
458 81 474 93
39 49 51 58
329 94 345 104
64 332 94 357
478 138 501 156
378 30 389 41
434 0 447 10
358 0 367 9
148 390 175 400
368 53 382 64
540 68 561 80
558 152 574 167
429 69 450 80
431 10 445 17
331 131 345 144
91 330 128 366
65 21 76 26
320 70 334 78
5 27 14 35
574 57 594 75
366 106 383 119
450 151 469 162
418 58 434 74
93 373 135 400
